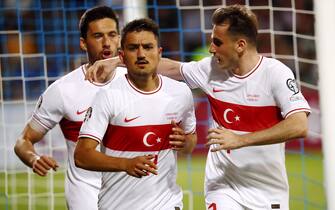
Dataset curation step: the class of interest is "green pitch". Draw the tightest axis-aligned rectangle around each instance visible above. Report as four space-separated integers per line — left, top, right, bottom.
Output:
0 153 326 210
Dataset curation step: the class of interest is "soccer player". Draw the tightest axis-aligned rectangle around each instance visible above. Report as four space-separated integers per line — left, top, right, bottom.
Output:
74 18 197 209
14 6 124 210
86 4 311 210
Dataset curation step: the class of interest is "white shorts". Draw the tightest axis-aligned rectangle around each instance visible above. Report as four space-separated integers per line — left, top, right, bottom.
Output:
65 177 99 210
206 193 248 210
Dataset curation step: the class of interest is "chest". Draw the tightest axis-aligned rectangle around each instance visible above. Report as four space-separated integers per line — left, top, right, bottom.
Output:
62 84 102 121
208 74 275 106
111 94 184 126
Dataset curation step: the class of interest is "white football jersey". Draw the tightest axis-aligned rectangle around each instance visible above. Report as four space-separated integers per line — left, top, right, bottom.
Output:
79 74 196 210
181 56 311 210
29 65 126 209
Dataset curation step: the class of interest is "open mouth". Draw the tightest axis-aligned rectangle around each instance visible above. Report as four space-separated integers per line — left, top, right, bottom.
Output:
102 50 112 58
215 56 221 64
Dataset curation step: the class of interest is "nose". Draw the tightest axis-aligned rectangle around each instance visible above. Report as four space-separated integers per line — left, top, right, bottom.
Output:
102 35 111 47
209 42 216 54
137 46 145 59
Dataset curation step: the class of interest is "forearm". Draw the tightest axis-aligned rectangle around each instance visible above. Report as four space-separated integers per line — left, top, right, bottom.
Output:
74 143 126 172
157 58 183 81
14 137 39 168
241 112 308 147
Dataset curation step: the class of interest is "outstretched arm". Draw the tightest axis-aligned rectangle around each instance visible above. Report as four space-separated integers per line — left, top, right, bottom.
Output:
14 124 59 176
74 138 158 178
206 112 308 152
85 57 123 83
157 58 183 81
85 57 183 83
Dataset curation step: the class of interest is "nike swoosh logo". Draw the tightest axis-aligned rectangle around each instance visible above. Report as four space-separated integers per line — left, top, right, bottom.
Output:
213 88 224 93
76 108 89 115
124 116 140 123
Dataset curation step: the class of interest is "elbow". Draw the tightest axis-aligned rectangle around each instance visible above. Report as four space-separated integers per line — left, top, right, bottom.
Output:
288 112 309 139
74 149 86 169
14 137 23 157
14 143 19 156
293 121 308 139
299 124 308 138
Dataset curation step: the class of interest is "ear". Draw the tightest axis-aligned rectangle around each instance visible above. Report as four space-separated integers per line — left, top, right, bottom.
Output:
236 38 247 53
80 37 87 51
119 50 125 64
158 47 163 58
117 35 121 49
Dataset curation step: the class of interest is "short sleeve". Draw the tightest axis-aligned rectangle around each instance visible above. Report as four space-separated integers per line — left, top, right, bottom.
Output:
78 89 112 142
271 64 311 118
30 81 65 132
180 57 212 90
180 85 196 134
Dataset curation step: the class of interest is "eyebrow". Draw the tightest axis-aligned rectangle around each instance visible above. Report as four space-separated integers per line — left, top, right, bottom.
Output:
126 43 154 47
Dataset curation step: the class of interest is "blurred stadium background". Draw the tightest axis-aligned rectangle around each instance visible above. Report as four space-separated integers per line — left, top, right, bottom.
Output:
0 0 325 209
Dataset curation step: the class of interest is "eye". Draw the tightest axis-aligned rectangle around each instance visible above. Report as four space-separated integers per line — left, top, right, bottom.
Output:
109 32 118 38
127 45 138 51
93 33 103 39
212 38 222 47
143 44 154 50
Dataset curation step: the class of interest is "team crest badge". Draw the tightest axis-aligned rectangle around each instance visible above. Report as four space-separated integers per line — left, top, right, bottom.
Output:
84 107 92 122
37 96 43 109
286 78 299 95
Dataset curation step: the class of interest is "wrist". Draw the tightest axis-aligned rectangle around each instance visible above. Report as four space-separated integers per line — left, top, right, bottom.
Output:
29 154 40 167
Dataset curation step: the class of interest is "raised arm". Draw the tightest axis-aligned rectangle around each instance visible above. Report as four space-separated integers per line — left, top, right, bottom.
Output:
85 57 183 83
207 112 308 151
74 138 158 178
157 58 183 81
85 57 123 83
14 124 59 176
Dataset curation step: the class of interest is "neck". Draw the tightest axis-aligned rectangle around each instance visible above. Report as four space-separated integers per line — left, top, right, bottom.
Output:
232 50 260 76
127 73 160 92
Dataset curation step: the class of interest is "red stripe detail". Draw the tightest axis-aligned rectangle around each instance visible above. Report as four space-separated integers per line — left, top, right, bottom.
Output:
59 118 82 142
233 56 263 79
284 108 310 118
126 74 162 94
207 95 283 132
32 114 52 130
103 124 173 152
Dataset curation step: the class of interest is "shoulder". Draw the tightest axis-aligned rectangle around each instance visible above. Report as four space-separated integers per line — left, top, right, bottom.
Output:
160 75 192 96
181 56 213 69
50 65 85 87
115 66 127 75
101 75 127 96
47 65 85 91
161 75 188 88
262 57 293 75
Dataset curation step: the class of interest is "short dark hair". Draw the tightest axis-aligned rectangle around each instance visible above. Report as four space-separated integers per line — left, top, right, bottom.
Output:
79 6 119 39
121 18 159 49
212 4 258 45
